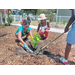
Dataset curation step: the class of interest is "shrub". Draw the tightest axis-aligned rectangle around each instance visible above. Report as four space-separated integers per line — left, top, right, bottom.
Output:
63 20 66 25
29 33 41 47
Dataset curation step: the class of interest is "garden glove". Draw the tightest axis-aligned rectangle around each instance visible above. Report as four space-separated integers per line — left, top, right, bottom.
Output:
24 43 28 50
24 43 33 53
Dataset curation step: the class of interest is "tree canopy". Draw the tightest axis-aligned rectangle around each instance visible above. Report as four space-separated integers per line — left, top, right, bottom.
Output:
22 9 56 21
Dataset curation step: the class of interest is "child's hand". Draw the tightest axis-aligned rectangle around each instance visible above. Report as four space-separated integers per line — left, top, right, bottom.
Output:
24 43 28 49
64 27 69 33
45 28 49 30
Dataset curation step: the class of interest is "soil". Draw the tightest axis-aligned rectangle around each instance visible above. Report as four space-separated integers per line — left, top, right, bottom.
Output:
0 25 75 65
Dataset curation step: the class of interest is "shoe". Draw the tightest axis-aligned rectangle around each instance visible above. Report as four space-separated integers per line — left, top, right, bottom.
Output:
40 37 45 40
60 58 69 65
23 38 30 42
45 38 48 40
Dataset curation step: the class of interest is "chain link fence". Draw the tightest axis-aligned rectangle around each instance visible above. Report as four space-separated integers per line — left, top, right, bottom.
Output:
56 16 71 22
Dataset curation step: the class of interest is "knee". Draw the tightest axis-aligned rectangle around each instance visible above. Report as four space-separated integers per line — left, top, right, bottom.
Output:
45 30 49 33
39 30 43 35
15 33 18 38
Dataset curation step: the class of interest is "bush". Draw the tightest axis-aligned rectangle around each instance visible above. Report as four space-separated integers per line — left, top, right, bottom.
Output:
1 23 9 26
7 16 13 24
5 23 9 26
63 20 66 25
29 33 41 47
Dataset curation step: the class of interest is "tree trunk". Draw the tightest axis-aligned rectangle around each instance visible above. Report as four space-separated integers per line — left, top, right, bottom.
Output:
8 10 10 26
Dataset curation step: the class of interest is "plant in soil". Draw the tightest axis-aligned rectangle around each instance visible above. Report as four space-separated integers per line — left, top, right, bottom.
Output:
29 33 41 49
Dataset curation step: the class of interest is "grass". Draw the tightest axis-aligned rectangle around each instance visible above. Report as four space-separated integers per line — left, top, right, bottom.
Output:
31 20 40 23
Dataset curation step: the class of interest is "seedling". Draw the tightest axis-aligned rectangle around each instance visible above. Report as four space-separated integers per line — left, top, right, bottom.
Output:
29 33 41 48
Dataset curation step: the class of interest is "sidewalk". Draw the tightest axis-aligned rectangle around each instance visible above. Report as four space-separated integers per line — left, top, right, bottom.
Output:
11 24 66 34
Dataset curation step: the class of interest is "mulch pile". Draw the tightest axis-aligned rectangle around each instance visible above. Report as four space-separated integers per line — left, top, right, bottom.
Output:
0 26 75 65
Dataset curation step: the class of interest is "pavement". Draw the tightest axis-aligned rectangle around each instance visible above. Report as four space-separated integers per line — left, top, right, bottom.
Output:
11 24 66 34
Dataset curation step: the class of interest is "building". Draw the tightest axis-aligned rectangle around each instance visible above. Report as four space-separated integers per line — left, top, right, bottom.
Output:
55 9 72 22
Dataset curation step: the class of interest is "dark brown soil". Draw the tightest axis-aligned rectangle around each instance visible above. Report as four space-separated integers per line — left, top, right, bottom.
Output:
0 26 75 65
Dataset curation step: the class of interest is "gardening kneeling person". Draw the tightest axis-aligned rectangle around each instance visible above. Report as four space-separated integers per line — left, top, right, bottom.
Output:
15 20 33 53
37 14 50 40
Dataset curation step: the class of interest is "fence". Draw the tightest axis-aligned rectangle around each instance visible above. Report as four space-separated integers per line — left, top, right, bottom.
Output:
22 15 39 21
11 15 22 22
56 16 71 22
0 14 72 24
0 14 22 24
0 13 3 24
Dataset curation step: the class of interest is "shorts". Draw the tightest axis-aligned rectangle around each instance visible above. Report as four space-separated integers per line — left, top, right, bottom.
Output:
66 22 75 45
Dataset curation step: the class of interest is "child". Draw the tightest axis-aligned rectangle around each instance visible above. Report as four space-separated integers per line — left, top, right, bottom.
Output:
15 20 33 53
37 14 50 40
60 9 75 65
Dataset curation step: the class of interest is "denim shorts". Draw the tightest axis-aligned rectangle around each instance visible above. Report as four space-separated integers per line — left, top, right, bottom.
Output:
66 22 75 45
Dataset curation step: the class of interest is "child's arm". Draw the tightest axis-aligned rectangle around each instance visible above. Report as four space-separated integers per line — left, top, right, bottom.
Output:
46 21 50 30
18 31 25 44
37 23 41 32
64 9 75 33
27 30 33 38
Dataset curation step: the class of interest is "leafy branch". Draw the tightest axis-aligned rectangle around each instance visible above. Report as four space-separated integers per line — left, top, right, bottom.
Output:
29 33 41 47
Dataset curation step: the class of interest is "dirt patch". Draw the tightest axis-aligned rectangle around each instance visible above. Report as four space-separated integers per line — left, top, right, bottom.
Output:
0 26 75 65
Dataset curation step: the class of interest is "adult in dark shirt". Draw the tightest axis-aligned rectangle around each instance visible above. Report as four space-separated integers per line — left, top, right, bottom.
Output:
27 16 31 25
60 9 75 65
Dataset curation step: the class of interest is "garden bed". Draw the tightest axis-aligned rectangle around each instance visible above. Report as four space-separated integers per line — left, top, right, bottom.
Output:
0 26 75 65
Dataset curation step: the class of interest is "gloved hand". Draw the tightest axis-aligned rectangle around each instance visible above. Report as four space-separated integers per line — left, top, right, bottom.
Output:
24 43 33 53
24 43 28 50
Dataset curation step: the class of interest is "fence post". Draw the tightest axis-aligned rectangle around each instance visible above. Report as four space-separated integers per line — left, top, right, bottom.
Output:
4 9 8 23
0 13 3 24
59 16 61 23
14 15 16 22
20 15 22 22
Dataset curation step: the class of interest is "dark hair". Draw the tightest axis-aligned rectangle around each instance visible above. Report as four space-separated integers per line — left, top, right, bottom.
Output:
25 20 30 25
22 20 30 25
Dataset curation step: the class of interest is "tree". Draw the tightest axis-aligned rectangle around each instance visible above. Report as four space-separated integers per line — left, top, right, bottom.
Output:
0 9 13 26
0 9 5 23
6 9 13 25
22 9 37 15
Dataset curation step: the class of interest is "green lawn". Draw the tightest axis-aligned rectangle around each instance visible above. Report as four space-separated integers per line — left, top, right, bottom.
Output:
31 20 40 23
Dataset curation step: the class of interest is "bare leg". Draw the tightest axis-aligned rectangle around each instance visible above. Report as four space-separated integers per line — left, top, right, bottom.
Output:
65 43 71 60
15 33 18 38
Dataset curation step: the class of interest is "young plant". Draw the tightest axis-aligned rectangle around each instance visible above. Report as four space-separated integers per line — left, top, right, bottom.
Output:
29 33 41 48
63 20 66 25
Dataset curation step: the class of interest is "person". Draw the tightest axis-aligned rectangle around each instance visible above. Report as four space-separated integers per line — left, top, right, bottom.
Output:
27 16 31 25
37 14 50 40
15 20 33 53
60 9 75 65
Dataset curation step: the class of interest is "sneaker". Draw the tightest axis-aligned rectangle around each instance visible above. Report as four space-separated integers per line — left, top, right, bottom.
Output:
60 58 69 65
23 38 30 42
40 37 45 40
45 38 48 40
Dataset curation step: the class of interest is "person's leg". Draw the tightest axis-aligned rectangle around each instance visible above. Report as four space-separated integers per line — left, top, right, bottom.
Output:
60 43 71 65
44 29 49 39
39 30 44 37
24 31 31 42
15 33 18 38
65 43 71 60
